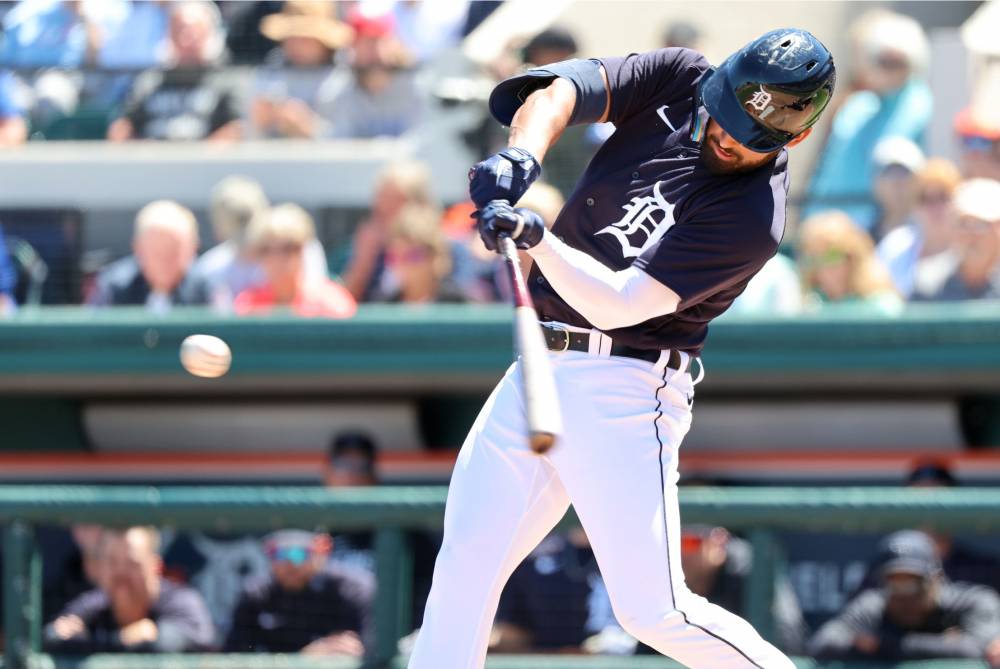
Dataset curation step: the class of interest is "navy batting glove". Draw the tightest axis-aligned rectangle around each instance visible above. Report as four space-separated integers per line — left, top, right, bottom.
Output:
468 147 541 209
477 199 545 252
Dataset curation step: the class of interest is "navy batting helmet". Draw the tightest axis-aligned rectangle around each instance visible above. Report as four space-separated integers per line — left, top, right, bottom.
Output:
699 29 836 152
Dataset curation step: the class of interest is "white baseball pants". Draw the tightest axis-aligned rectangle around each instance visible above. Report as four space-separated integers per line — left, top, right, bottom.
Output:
407 346 794 669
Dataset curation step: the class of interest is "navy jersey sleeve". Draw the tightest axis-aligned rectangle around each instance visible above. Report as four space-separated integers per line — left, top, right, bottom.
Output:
598 48 709 125
633 167 786 311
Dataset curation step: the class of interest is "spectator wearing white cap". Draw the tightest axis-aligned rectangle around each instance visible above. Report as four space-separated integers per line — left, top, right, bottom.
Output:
913 179 1000 301
871 136 924 241
803 10 932 232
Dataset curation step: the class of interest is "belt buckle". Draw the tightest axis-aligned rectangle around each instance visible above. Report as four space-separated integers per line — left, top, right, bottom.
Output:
544 323 571 352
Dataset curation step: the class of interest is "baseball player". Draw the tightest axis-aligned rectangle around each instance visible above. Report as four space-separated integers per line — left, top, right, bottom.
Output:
408 29 836 668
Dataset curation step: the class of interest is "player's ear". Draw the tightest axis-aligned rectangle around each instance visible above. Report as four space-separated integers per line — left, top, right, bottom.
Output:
786 127 813 149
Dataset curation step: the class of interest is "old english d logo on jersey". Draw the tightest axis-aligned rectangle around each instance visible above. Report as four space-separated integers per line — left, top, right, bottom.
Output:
595 181 677 259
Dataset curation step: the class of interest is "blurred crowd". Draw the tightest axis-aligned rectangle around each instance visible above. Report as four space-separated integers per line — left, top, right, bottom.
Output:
0 3 997 316
7 445 998 665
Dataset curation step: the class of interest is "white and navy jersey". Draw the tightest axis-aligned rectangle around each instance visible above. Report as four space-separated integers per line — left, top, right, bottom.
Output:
530 48 789 356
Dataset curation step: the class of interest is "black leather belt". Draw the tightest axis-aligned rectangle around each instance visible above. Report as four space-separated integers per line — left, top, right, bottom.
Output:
540 323 682 370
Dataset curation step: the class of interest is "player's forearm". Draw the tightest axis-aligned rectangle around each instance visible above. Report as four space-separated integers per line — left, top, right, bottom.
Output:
528 231 680 331
507 79 576 164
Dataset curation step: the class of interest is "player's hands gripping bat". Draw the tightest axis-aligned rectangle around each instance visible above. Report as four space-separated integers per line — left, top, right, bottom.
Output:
477 200 561 453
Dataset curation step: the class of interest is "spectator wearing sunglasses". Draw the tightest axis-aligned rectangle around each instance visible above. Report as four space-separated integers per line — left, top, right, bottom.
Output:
955 106 1000 182
809 530 1000 663
802 10 932 232
797 210 901 313
372 204 466 304
636 525 807 655
225 530 373 656
913 179 1000 301
234 204 356 318
876 158 962 299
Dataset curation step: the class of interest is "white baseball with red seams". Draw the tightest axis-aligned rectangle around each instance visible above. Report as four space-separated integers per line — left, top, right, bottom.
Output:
179 334 231 378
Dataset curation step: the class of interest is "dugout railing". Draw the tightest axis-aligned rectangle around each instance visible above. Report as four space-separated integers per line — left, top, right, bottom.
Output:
2 486 1000 669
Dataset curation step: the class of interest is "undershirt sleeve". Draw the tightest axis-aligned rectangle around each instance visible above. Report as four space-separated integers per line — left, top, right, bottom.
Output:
528 231 681 331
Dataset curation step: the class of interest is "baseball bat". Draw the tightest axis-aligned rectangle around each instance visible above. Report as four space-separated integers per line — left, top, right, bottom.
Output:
498 234 563 453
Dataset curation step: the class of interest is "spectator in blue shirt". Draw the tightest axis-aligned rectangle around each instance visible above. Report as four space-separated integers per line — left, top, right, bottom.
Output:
0 224 16 315
803 9 932 231
0 71 27 146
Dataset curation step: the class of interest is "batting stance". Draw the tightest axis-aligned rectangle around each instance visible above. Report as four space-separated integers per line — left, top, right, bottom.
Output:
408 29 835 668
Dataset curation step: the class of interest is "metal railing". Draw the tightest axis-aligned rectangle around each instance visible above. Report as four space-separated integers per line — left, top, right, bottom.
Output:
3 486 1000 669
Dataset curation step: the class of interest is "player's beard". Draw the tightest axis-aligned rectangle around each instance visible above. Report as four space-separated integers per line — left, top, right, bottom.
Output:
699 134 779 176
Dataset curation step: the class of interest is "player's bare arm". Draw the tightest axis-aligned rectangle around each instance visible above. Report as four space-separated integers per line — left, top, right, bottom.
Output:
506 67 612 163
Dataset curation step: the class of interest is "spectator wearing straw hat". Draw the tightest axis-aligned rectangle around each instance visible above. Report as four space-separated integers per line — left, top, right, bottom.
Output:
250 1 354 139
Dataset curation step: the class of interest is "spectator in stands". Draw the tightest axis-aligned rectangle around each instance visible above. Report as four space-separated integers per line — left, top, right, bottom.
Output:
521 27 578 68
870 136 924 241
44 527 216 654
808 530 1000 663
360 0 469 64
225 530 373 655
727 253 802 316
249 1 353 139
234 203 356 318
803 10 932 231
636 525 806 654
913 179 1000 301
491 529 629 655
956 106 1000 182
190 176 329 309
341 160 436 301
0 71 27 146
0 224 15 315
0 0 106 67
662 21 703 51
326 430 378 488
446 181 565 303
906 461 1000 594
373 204 464 304
107 1 241 142
315 7 422 139
95 0 168 70
87 200 209 311
877 159 962 299
797 211 901 312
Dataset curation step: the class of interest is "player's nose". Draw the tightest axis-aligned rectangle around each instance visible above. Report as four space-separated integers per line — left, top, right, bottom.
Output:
715 127 739 150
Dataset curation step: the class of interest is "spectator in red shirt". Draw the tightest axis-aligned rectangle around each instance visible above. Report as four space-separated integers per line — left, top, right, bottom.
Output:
234 204 356 318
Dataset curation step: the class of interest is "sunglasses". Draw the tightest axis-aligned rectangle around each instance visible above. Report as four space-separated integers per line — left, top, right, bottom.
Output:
386 247 432 265
883 577 929 597
804 249 850 268
258 242 302 257
267 545 311 565
919 192 950 207
957 216 995 233
875 54 909 71
960 134 998 154
681 534 705 553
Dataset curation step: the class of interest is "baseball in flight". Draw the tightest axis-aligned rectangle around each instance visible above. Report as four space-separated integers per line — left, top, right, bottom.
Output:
179 334 232 378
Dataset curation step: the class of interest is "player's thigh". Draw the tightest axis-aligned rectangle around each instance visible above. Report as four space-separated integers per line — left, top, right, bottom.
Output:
441 362 570 550
548 358 694 608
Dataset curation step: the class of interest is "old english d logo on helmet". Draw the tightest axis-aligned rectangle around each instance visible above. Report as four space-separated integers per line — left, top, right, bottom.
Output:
698 28 836 152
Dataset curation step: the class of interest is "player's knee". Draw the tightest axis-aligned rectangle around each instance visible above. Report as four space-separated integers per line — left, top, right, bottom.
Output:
615 606 686 643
